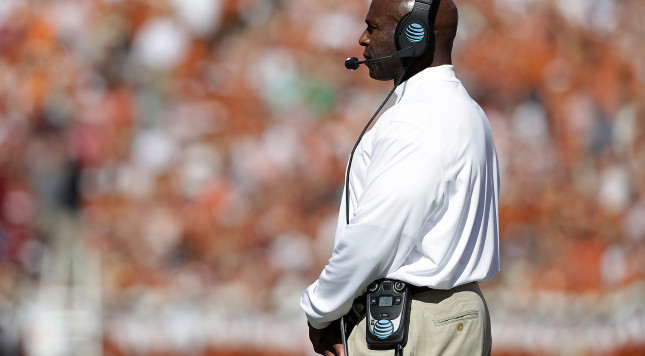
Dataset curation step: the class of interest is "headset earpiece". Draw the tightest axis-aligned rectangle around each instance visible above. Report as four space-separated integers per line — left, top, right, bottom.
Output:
394 13 413 52
395 0 437 59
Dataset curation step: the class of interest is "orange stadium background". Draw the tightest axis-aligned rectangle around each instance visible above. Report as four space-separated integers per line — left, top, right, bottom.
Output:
0 0 643 355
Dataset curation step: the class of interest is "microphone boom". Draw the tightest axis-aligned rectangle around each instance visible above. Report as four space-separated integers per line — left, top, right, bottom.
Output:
344 47 415 70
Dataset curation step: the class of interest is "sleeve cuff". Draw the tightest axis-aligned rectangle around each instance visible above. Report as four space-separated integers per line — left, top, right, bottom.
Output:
306 317 332 330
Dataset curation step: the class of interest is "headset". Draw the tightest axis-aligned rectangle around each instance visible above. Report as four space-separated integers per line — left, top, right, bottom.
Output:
395 0 435 59
341 2 439 356
345 0 439 70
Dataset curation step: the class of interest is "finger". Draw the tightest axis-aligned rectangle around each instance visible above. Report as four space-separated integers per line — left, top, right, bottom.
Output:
333 342 345 356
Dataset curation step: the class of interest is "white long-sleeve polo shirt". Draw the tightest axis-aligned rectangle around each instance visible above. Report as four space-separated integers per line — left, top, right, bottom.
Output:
300 65 500 329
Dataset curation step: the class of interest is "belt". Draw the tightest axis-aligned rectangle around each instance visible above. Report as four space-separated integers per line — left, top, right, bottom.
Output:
409 281 478 295
409 284 436 295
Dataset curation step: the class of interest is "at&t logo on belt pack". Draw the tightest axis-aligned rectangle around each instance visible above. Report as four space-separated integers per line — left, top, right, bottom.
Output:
365 279 412 349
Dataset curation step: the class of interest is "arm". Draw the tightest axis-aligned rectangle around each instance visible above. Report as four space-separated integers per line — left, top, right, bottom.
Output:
301 121 446 328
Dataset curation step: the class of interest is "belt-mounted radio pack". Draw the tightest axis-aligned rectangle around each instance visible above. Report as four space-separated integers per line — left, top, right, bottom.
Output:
340 279 412 356
366 279 412 354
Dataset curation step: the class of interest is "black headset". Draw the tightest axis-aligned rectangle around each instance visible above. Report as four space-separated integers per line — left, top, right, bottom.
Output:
394 0 439 60
345 0 440 69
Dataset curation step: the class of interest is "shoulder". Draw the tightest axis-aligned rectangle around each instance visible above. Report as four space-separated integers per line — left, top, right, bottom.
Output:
400 80 481 125
387 80 487 141
379 79 494 170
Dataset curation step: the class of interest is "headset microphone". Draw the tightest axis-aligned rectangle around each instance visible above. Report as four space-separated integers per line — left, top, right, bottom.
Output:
344 47 415 70
345 55 391 70
344 57 364 70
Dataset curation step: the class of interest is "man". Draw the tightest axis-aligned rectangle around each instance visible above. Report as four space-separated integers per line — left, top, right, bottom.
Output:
300 0 500 355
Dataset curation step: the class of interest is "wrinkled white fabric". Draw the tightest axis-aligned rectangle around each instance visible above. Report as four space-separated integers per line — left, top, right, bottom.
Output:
301 65 500 329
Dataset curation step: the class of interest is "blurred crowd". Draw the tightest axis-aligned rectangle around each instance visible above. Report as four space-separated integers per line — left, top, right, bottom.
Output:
0 0 643 355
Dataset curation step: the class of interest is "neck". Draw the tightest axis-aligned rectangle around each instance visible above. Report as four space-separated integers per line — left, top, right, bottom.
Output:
396 47 452 83
397 53 451 83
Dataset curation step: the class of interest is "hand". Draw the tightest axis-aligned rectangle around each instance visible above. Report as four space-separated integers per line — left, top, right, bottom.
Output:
323 341 345 356
308 321 345 355
308 323 326 355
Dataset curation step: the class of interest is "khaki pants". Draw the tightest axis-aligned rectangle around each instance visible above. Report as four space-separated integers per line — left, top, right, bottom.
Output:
347 282 491 356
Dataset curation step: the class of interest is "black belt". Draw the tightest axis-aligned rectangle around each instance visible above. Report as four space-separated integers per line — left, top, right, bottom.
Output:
409 281 478 295
409 284 436 295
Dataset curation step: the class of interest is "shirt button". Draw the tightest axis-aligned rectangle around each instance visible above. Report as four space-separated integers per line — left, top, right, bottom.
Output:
457 323 464 331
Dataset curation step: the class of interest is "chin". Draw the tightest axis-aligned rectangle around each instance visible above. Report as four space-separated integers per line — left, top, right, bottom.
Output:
367 67 391 81
369 72 394 82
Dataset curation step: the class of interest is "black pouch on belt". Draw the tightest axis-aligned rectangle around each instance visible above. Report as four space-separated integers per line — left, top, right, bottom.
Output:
364 279 412 350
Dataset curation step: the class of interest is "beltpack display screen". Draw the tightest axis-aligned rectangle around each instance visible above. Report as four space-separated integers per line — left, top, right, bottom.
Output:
379 295 393 307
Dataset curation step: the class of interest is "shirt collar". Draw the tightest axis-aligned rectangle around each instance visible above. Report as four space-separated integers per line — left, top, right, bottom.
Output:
394 65 458 103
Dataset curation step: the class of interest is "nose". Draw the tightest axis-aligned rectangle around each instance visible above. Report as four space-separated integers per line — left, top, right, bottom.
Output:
359 29 369 47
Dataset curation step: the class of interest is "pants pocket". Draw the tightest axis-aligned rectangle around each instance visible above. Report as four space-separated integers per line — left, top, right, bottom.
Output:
433 310 479 327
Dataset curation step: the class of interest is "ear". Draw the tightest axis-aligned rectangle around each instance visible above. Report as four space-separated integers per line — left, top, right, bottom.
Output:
394 1 433 59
